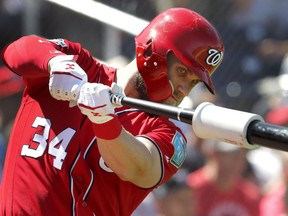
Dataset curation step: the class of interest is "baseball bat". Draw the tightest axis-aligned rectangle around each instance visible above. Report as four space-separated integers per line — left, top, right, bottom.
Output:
111 94 288 152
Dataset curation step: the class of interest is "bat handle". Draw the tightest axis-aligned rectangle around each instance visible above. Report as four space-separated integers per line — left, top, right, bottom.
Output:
110 93 194 124
110 93 125 106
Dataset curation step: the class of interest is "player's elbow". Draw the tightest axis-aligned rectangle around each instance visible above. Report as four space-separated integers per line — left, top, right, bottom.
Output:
119 160 162 188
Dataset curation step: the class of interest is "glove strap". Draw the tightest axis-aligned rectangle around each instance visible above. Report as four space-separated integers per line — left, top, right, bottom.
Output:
92 114 122 140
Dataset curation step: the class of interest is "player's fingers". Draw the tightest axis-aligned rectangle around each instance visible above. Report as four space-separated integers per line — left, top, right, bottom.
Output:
69 101 77 108
49 75 66 100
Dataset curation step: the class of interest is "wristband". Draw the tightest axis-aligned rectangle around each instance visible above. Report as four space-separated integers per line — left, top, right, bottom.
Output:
92 114 122 140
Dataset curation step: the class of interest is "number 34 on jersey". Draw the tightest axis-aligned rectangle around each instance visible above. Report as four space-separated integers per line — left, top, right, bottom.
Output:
20 116 76 170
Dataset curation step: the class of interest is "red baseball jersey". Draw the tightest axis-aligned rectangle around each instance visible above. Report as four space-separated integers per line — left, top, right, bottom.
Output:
187 168 261 216
0 36 187 216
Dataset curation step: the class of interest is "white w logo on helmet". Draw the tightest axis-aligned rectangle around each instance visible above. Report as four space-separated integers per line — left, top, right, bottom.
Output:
206 49 223 66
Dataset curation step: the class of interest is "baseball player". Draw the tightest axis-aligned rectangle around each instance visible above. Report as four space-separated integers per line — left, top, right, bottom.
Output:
0 8 224 215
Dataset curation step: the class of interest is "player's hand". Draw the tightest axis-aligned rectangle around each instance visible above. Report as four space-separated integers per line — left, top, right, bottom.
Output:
48 55 88 107
110 82 125 108
77 82 122 124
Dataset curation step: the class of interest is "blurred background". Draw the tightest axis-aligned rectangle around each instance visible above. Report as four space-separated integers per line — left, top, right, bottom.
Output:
1 0 288 215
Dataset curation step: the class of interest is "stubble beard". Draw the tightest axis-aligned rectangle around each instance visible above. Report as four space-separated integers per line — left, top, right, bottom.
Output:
134 72 149 100
134 72 183 106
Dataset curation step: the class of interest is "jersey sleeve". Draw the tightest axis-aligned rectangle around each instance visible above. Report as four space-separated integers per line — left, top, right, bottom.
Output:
139 118 187 186
1 35 100 88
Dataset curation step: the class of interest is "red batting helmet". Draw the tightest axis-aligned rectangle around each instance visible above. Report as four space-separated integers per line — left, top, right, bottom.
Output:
135 8 224 102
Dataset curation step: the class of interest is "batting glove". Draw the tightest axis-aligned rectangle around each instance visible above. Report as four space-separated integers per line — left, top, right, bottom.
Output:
77 82 124 139
77 82 124 124
48 55 88 107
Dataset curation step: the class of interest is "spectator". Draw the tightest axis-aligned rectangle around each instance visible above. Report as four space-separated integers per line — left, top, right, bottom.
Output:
260 151 288 216
266 105 288 127
187 140 262 216
259 105 288 216
154 169 195 216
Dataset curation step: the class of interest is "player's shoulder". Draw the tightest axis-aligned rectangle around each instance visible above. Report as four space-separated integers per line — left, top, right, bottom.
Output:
117 108 178 128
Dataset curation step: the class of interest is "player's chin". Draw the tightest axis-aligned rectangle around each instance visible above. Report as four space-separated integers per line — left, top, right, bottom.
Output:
163 95 183 106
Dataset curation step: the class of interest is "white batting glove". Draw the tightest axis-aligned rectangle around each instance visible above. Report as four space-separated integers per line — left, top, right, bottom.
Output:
77 82 118 124
48 55 88 107
110 82 125 108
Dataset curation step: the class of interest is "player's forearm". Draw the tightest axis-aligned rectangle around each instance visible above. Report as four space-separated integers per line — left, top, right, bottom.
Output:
97 129 160 187
76 82 161 187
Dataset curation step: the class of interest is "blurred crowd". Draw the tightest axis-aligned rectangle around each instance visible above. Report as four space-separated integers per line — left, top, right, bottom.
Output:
1 0 288 215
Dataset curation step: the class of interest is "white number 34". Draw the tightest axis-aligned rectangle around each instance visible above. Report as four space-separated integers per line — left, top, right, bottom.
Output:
21 116 76 170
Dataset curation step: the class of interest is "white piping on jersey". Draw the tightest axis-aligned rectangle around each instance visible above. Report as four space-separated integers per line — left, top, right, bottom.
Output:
115 108 140 115
136 135 165 188
116 108 176 124
83 169 94 200
115 108 167 187
84 136 97 159
69 151 81 216
82 137 96 201
116 108 179 131
69 136 96 215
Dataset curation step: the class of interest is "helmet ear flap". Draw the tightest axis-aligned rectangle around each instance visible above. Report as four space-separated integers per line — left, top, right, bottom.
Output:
136 39 172 102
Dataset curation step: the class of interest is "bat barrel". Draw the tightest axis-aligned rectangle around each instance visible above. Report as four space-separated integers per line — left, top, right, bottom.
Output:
111 94 288 152
247 121 288 152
